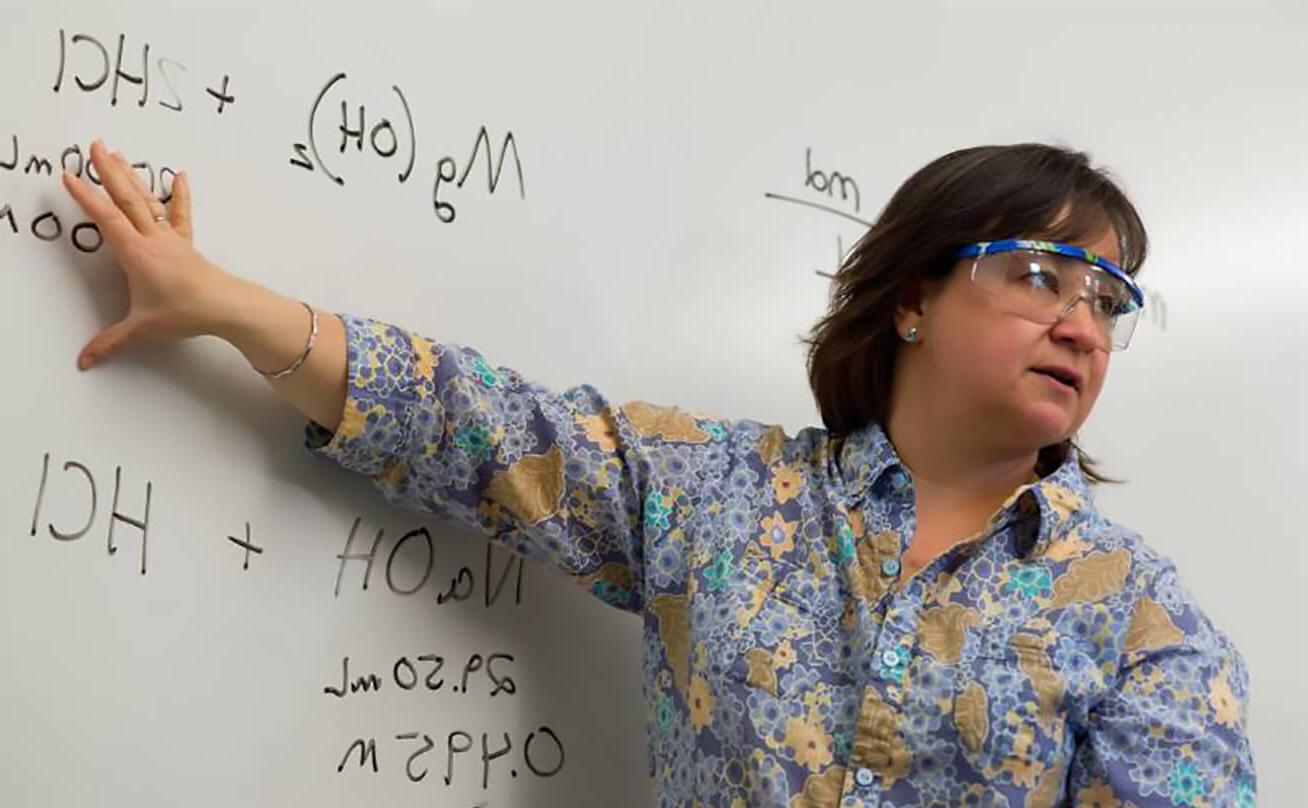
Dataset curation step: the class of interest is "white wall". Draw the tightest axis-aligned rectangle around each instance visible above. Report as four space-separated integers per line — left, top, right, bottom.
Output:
3 1 1303 804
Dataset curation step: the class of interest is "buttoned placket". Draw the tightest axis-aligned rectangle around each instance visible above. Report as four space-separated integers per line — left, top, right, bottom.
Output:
838 464 920 804
825 424 1066 804
837 474 1048 804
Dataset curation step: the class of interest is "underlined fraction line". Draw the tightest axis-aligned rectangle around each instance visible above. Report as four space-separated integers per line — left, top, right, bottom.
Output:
763 192 873 227
763 193 869 281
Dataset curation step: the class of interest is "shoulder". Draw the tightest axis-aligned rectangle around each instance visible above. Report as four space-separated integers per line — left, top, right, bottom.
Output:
615 406 831 469
1065 511 1247 674
1045 502 1184 597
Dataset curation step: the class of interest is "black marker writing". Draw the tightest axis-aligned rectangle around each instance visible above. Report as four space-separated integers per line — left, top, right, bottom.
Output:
432 126 525 224
288 72 523 224
3 134 183 254
804 147 860 212
27 451 152 574
290 72 414 186
51 28 235 116
346 725 565 789
334 516 525 606
225 521 264 570
323 656 384 697
323 651 515 699
337 738 379 773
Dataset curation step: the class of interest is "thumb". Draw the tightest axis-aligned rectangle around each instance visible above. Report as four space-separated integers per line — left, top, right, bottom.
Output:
78 318 142 370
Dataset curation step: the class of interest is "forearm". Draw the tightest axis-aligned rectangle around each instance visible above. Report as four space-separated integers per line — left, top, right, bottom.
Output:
209 272 347 432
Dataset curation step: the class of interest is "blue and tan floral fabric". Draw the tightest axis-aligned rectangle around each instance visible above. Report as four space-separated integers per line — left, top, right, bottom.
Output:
305 314 1256 807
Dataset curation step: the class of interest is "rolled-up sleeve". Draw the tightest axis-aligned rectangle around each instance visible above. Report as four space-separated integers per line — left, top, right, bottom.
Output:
1068 566 1257 806
304 314 661 613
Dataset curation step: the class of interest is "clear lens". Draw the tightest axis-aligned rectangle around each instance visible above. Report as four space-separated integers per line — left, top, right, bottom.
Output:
1109 306 1141 350
971 250 1139 350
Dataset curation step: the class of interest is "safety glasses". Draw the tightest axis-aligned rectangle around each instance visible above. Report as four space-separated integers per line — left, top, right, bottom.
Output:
954 239 1145 351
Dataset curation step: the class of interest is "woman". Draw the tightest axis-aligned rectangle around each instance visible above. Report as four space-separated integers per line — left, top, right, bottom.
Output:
62 140 1255 806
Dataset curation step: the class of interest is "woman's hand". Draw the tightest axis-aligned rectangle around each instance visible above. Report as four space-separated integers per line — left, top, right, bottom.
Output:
62 139 233 370
63 138 348 429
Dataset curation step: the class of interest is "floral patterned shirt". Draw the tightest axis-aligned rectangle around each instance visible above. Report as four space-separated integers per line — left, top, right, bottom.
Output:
305 314 1256 807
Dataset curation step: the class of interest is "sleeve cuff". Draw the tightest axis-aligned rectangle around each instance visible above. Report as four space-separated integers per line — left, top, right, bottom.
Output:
303 313 420 476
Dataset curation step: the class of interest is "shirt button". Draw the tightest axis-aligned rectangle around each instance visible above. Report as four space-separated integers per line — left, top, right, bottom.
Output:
881 649 901 667
880 558 901 577
889 468 911 493
854 767 876 787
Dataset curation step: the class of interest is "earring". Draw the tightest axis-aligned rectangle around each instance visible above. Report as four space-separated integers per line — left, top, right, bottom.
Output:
903 327 919 343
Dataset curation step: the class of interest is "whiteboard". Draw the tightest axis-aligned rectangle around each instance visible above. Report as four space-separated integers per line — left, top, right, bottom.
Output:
3 1 1304 805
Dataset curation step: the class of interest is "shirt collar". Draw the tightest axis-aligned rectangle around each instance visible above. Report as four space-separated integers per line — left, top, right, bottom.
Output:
1001 443 1096 559
829 419 902 501
830 420 1096 559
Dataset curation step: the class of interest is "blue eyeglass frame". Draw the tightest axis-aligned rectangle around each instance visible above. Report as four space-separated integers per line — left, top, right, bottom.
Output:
954 239 1145 311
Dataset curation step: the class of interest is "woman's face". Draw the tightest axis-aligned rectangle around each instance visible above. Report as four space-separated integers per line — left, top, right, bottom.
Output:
903 229 1121 454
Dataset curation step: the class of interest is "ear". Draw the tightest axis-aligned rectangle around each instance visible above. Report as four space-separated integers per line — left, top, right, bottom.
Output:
893 277 942 334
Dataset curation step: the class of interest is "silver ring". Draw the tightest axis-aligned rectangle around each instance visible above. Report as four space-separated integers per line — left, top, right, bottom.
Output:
152 215 168 224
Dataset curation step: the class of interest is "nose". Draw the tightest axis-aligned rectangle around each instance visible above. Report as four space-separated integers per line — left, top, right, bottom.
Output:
1050 296 1105 351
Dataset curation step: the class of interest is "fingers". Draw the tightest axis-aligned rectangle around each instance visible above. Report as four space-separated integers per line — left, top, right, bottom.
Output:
114 153 194 243
77 317 140 371
62 140 194 249
170 171 193 242
87 140 156 232
61 168 138 247
113 151 170 226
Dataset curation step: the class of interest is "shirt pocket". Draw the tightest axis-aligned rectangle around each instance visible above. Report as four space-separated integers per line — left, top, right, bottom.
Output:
719 554 846 698
952 627 1069 777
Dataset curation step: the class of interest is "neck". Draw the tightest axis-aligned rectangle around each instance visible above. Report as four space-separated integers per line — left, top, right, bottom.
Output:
884 400 1038 516
884 403 1038 573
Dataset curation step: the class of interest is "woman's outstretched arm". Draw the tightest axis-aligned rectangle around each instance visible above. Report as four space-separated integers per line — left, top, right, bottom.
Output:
61 138 682 616
208 274 347 431
62 139 347 431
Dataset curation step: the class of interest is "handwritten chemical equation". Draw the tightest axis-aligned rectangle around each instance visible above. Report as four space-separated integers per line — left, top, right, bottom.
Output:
2 27 220 253
52 28 236 114
765 147 1170 331
2 32 526 257
21 448 559 798
288 71 525 224
23 451 526 609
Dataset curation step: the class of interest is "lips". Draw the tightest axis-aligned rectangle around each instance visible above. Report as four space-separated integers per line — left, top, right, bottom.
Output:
1031 366 1082 391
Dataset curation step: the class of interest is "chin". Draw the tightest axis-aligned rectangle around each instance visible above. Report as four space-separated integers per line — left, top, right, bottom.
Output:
1016 405 1079 448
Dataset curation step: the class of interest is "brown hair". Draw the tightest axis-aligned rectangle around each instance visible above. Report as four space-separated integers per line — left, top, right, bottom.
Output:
801 142 1148 485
